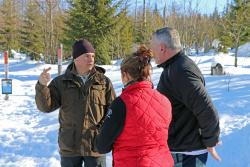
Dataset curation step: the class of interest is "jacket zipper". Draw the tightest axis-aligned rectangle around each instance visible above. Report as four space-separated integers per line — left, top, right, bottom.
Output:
73 80 83 99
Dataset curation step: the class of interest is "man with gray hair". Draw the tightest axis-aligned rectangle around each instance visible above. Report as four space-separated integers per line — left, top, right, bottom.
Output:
150 27 221 166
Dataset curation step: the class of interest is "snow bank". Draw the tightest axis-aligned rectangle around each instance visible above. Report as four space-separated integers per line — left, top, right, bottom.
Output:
238 42 250 57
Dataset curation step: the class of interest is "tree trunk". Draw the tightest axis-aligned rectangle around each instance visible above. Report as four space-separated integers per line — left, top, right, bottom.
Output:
48 1 53 64
234 45 238 67
143 0 146 41
143 0 146 29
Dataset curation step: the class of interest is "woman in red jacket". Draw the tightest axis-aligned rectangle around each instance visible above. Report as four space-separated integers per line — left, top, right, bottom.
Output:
94 46 173 167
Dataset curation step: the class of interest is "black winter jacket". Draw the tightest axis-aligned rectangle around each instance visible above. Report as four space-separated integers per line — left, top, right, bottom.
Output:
157 51 220 152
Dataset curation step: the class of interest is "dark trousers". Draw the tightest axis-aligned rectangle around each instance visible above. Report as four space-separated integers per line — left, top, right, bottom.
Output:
172 153 208 167
61 156 106 167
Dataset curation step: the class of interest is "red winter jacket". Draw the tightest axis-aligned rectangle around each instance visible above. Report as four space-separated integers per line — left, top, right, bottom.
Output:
112 81 173 167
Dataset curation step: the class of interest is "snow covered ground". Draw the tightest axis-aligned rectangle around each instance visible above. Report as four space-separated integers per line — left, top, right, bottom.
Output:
0 49 250 167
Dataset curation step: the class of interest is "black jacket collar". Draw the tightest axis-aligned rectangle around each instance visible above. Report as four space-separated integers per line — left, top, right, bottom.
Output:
157 51 183 68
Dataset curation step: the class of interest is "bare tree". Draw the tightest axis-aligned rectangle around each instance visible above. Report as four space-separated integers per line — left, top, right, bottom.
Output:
35 0 63 63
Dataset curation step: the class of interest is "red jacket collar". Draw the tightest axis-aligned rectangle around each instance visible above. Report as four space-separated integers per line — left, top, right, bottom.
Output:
122 80 153 94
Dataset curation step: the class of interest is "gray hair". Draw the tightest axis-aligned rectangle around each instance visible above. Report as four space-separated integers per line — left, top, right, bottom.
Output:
153 27 182 50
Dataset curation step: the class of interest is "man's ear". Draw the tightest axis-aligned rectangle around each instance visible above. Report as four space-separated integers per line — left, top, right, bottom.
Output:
160 43 167 52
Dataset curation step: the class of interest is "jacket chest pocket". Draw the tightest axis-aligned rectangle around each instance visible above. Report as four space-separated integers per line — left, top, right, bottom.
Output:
90 84 106 105
61 83 80 107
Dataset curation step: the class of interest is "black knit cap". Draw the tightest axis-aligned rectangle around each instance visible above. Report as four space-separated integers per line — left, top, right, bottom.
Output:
72 39 95 59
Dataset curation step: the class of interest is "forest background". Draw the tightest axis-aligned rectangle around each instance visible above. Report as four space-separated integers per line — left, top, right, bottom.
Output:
0 0 249 66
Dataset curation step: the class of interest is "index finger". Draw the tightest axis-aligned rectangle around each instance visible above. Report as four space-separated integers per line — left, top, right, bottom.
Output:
211 150 221 161
208 147 221 162
43 67 51 73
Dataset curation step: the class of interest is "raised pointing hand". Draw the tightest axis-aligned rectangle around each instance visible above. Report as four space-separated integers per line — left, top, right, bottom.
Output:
39 67 51 86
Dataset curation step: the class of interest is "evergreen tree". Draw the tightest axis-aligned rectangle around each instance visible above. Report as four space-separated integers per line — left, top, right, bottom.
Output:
109 7 134 59
219 0 250 66
0 0 20 56
64 0 125 64
20 1 44 60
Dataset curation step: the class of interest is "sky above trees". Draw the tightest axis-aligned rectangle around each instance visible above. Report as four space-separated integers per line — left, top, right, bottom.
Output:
134 0 228 14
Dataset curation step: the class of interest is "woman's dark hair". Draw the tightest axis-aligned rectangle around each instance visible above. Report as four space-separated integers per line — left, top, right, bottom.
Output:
121 45 153 81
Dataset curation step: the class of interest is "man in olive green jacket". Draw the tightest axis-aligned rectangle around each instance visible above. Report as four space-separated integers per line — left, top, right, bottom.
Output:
35 39 116 167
